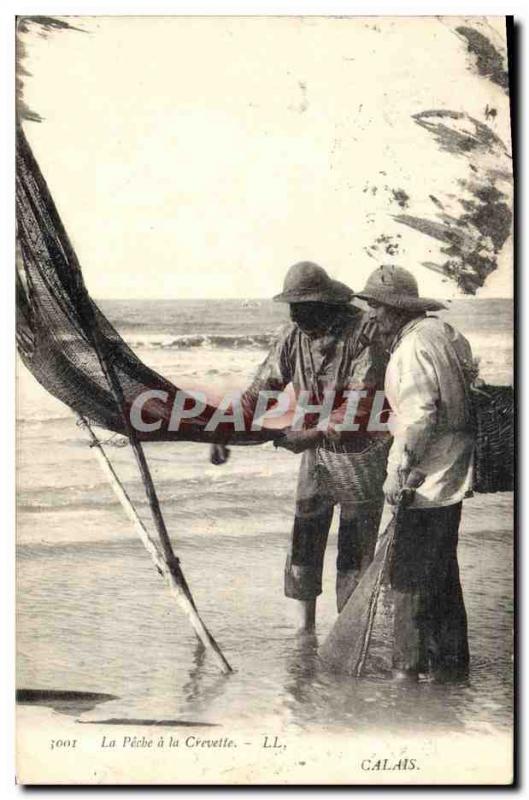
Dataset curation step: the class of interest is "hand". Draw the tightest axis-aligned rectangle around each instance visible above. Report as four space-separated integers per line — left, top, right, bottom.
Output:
210 443 230 465
274 428 323 454
384 467 426 506
383 471 404 506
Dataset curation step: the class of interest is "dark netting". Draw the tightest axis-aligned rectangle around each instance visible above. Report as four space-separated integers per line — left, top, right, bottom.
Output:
471 384 515 493
16 124 280 446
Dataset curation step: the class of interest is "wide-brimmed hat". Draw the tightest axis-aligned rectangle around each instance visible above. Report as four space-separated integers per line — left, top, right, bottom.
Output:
273 261 354 305
355 265 446 312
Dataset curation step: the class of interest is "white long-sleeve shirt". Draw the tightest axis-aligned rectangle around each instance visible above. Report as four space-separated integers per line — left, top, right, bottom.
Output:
384 315 475 508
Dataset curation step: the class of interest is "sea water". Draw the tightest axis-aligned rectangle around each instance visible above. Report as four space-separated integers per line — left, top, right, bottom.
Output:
16 298 513 735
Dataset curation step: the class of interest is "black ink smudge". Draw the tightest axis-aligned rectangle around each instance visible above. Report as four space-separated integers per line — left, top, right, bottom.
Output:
392 110 512 294
484 104 497 121
413 110 508 158
364 234 402 260
391 189 410 209
16 16 85 123
455 26 509 92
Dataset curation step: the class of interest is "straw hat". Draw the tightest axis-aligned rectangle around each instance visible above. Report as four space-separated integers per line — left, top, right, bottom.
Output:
273 261 354 305
355 265 446 312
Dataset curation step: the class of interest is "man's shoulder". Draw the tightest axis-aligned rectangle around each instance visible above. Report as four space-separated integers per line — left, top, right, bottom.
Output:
400 316 473 359
414 316 470 347
411 316 446 342
269 322 299 352
274 321 298 341
391 316 440 357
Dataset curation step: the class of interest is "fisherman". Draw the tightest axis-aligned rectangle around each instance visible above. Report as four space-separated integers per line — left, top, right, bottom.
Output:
356 265 475 682
210 261 389 631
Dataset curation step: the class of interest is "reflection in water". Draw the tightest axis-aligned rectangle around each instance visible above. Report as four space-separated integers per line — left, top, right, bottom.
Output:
281 626 469 734
283 633 319 710
181 640 233 715
182 639 207 703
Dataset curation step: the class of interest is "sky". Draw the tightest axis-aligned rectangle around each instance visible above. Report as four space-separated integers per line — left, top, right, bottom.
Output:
19 15 513 300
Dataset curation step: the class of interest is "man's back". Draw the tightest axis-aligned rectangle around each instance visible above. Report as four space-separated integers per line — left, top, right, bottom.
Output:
385 315 475 508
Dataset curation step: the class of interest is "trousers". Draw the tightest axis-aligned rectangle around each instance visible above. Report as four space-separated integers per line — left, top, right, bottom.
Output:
284 448 385 607
389 502 469 678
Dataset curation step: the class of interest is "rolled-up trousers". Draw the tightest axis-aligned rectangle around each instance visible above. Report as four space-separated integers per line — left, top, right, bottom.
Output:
284 448 385 610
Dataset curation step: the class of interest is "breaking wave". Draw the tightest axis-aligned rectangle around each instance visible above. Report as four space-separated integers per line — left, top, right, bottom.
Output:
124 332 276 350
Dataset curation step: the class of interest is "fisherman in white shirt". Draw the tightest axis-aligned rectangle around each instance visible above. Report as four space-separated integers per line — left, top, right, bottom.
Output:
356 265 475 682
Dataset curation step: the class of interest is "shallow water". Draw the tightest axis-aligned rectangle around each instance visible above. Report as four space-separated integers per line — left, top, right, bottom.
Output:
17 492 513 737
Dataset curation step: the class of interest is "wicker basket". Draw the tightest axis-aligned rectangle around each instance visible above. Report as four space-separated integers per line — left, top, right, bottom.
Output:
315 437 391 505
471 384 514 493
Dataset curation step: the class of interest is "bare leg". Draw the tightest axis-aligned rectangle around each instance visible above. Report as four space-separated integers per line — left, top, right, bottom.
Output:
285 492 333 633
294 599 317 632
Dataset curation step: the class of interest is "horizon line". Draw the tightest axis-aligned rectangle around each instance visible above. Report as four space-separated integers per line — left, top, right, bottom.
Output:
95 296 514 302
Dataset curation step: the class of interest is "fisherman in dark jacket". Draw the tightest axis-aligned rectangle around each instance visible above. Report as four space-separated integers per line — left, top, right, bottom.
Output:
211 262 389 631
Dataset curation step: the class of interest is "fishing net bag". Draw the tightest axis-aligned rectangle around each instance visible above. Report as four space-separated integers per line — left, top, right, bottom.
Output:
470 384 514 493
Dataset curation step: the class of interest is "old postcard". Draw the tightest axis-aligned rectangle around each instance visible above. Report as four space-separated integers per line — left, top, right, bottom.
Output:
15 15 514 785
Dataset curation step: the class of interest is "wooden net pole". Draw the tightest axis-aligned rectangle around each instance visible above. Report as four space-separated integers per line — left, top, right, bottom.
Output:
77 410 232 675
